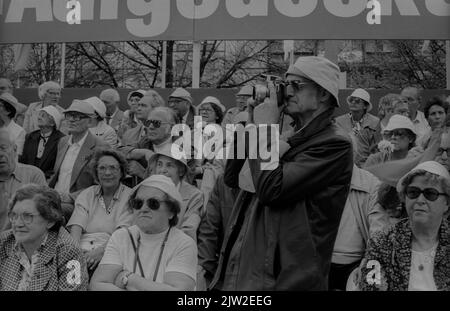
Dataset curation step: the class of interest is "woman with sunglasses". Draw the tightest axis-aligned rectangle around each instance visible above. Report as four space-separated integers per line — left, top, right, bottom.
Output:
0 184 89 291
89 175 197 291
357 161 450 291
364 115 417 168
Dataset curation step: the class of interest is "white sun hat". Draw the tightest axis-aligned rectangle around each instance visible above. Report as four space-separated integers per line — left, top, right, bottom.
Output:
347 88 372 112
384 114 417 135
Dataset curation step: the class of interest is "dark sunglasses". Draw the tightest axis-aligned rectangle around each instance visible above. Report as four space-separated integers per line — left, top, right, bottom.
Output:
144 119 171 129
405 186 448 202
131 197 166 210
385 129 410 138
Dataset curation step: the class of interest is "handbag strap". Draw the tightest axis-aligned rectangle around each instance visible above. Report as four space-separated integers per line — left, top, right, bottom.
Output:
153 227 172 282
126 228 145 278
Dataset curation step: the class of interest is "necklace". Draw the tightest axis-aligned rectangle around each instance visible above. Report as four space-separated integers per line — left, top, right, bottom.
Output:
412 245 437 272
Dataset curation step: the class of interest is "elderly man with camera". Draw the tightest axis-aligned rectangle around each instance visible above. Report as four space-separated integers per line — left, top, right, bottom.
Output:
210 56 354 291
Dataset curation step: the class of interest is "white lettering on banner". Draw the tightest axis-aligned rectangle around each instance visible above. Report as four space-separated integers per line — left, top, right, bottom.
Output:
176 0 219 19
366 260 381 286
425 0 450 17
378 0 419 16
126 0 170 37
66 1 81 25
274 0 318 18
323 0 366 18
367 0 381 24
226 0 269 18
5 0 53 22
100 0 119 19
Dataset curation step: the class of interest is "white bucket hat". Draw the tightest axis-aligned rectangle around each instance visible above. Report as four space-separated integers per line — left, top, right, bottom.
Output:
198 96 226 113
384 115 417 135
286 56 340 106
396 161 450 193
84 96 107 119
39 106 63 129
131 174 183 207
148 143 188 171
347 88 372 112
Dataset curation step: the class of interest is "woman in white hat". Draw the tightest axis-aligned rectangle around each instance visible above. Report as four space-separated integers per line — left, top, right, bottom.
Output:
19 105 65 179
146 144 203 241
90 174 197 291
86 96 119 148
0 93 27 156
364 115 417 168
336 88 380 166
357 161 450 291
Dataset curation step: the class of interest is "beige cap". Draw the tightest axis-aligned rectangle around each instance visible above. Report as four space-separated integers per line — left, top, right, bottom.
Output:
169 88 193 104
198 96 226 113
64 99 96 116
236 85 253 97
347 88 372 112
0 93 26 114
384 115 417 135
84 96 107 118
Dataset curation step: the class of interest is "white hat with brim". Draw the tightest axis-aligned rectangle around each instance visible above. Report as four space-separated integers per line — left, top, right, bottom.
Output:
39 106 63 129
148 143 188 172
84 96 107 119
286 56 340 107
64 99 96 116
198 96 226 113
384 114 417 135
396 161 450 193
131 174 183 208
0 93 26 114
347 88 372 112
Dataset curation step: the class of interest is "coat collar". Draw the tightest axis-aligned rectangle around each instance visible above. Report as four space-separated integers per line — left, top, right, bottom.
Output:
287 108 334 147
70 132 97 188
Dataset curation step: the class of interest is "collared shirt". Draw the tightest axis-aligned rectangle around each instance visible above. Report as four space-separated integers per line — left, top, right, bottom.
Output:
54 131 89 194
67 184 134 237
89 120 118 148
182 110 190 125
36 130 53 159
412 111 431 145
106 108 118 126
1 120 26 155
0 163 47 231
14 234 48 291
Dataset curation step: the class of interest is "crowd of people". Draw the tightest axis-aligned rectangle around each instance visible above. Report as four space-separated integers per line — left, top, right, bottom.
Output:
0 55 449 291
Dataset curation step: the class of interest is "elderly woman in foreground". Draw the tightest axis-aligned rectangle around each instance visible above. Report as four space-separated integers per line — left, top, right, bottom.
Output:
0 184 88 291
358 161 450 291
89 175 197 291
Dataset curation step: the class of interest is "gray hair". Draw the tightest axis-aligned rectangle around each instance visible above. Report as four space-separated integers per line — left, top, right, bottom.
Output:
38 81 61 100
144 90 165 108
100 89 120 102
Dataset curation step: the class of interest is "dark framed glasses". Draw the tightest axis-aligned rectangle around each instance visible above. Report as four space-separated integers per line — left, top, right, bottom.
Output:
145 119 171 129
64 112 90 121
384 129 410 138
131 197 166 210
405 186 447 202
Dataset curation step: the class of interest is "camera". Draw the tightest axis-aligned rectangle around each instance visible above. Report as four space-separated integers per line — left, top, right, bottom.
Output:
252 74 286 107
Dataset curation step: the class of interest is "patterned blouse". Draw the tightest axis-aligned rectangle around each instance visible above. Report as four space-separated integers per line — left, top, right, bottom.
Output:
14 234 48 291
359 218 450 291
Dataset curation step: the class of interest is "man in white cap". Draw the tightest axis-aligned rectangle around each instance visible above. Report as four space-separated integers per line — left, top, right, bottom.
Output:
86 96 118 148
0 128 47 231
336 88 380 167
23 81 66 134
19 105 65 179
221 85 253 127
0 93 26 156
168 88 196 129
100 89 124 130
210 56 353 291
49 99 109 220
401 87 430 144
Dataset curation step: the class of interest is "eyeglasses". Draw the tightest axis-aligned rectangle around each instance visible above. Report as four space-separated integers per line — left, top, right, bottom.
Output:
348 97 365 105
384 129 410 138
146 119 171 129
199 108 215 114
65 112 90 121
8 212 41 225
131 197 167 211
405 186 448 202
97 165 120 174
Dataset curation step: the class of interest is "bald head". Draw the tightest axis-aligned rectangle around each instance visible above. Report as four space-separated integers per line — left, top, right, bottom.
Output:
0 78 13 95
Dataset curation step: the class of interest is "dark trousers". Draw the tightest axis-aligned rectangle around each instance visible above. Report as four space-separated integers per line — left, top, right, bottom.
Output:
328 259 362 291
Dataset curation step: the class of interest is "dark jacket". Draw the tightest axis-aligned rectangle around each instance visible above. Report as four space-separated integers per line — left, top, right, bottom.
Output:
359 218 450 291
197 174 240 283
19 129 65 179
0 227 88 291
210 108 353 291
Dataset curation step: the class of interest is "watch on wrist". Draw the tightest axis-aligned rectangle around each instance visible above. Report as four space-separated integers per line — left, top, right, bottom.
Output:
121 271 133 288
